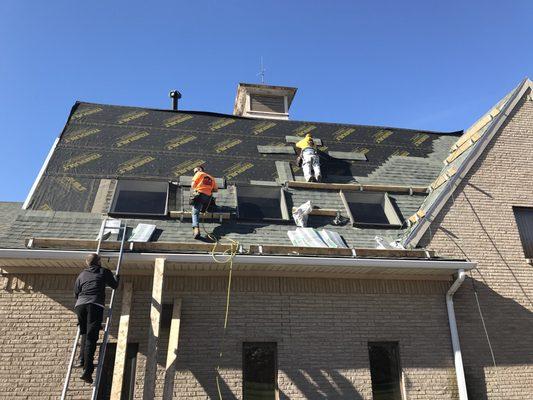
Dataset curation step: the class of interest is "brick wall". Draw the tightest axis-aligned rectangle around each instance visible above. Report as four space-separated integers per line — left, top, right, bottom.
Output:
1 274 460 399
420 90 533 399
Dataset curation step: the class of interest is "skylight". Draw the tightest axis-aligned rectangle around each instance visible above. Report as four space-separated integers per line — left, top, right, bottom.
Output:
341 191 402 227
109 179 169 216
236 185 290 221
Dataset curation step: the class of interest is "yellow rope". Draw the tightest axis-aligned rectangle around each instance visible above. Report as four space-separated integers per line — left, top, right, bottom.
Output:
212 239 238 400
200 207 239 400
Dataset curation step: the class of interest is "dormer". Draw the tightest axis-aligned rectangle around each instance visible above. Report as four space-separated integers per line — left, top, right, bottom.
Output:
233 83 297 120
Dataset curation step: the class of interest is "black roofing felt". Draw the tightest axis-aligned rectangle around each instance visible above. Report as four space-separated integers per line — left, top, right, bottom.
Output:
27 102 461 212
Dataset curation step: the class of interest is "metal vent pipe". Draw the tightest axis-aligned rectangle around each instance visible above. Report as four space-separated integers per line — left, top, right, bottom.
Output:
169 90 182 110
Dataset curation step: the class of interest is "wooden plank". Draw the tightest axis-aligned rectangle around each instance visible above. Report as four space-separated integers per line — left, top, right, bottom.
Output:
445 129 483 165
327 151 367 161
110 282 133 400
131 241 236 254
169 211 231 220
26 237 123 251
257 145 295 154
408 209 427 224
430 166 458 190
163 298 182 400
287 181 428 194
285 135 322 146
291 207 339 217
249 180 280 187
143 258 165 400
453 107 499 150
28 237 237 254
354 248 434 258
339 190 355 225
91 179 115 214
250 244 353 257
249 244 433 258
275 161 294 183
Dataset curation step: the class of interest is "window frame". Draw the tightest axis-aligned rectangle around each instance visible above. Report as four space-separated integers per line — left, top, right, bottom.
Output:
368 341 404 400
235 184 291 222
340 190 402 228
108 179 170 217
97 342 139 400
242 342 278 400
512 206 533 259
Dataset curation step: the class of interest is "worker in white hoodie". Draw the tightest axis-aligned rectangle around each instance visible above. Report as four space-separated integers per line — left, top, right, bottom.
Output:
296 133 322 182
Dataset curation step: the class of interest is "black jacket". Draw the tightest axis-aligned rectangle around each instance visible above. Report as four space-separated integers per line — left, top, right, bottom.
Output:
74 264 119 308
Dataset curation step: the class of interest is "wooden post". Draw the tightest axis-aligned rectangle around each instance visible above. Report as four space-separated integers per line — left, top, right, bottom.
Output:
110 282 133 400
163 298 182 400
143 258 165 400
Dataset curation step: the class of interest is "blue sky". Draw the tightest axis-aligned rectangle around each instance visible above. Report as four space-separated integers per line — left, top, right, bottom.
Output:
0 1 531 201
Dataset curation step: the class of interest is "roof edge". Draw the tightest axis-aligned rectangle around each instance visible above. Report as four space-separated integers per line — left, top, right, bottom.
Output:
403 77 533 248
0 248 476 277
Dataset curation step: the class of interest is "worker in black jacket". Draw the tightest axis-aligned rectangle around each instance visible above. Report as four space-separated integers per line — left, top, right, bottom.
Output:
74 253 118 383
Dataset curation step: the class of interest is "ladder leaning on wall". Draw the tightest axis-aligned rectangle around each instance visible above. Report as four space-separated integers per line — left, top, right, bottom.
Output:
60 218 128 400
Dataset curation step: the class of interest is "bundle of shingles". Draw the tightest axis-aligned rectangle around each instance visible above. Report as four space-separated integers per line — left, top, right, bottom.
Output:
287 228 347 248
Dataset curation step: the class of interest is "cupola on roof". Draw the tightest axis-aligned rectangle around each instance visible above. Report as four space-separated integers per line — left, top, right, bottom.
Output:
233 83 297 120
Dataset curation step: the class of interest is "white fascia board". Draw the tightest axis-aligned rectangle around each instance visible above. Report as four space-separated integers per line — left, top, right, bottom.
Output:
0 248 476 272
404 79 533 248
22 137 60 210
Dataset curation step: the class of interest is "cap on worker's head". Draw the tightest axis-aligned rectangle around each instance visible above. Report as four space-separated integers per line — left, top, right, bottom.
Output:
305 133 313 138
193 165 204 174
85 252 101 266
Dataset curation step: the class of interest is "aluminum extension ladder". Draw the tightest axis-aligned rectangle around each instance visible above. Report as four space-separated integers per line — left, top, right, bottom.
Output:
60 218 127 400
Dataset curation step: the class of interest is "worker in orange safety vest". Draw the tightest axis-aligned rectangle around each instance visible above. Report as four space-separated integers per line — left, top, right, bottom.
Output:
190 166 218 239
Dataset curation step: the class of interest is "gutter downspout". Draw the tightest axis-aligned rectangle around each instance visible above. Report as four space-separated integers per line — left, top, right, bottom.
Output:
446 269 468 400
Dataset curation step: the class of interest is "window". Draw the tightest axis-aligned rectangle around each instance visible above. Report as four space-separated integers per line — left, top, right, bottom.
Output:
368 342 402 400
110 180 169 216
236 185 290 221
250 95 286 114
513 207 533 258
97 342 139 400
243 342 277 400
341 191 402 227
161 303 174 332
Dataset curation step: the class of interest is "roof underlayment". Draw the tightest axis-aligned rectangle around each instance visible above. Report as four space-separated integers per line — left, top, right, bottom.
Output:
0 78 529 262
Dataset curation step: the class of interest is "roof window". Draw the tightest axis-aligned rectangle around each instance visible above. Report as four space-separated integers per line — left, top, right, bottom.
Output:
341 191 402 227
109 179 170 216
236 184 290 221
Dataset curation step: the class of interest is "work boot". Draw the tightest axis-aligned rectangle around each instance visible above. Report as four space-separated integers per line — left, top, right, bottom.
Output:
79 372 93 384
193 227 201 240
316 174 322 182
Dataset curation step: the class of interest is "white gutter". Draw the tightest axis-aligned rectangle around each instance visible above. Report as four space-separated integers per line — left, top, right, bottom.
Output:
404 79 532 248
22 137 60 210
446 269 468 400
0 248 476 271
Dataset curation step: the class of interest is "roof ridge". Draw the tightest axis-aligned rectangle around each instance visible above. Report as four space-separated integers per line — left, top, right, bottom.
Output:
73 100 462 135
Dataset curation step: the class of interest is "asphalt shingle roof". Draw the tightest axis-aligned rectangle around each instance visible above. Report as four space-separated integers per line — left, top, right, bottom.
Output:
26 102 460 212
2 101 464 251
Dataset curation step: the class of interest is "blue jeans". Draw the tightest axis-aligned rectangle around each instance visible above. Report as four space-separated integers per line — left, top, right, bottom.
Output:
191 193 212 228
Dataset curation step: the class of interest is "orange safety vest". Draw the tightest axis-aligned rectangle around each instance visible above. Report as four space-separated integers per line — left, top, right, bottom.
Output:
191 171 218 196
